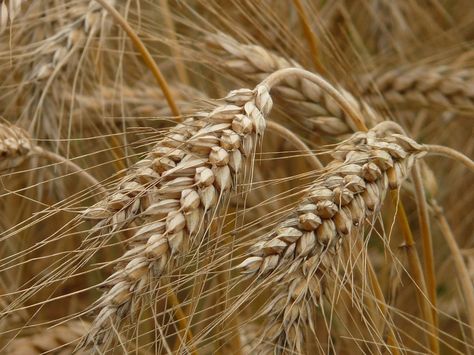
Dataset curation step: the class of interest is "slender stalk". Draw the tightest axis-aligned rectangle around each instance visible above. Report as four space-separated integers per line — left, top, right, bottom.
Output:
391 191 439 354
261 68 367 131
412 164 438 328
432 201 474 343
422 144 474 172
291 0 325 74
94 0 181 117
367 259 401 355
166 283 198 355
159 0 190 84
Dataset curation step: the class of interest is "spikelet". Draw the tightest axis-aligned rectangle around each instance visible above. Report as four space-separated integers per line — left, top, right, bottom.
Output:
239 125 425 352
0 0 25 34
81 84 273 348
0 122 33 171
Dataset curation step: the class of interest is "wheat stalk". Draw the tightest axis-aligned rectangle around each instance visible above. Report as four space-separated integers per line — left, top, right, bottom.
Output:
360 65 474 112
239 124 426 353
80 85 273 349
207 32 380 136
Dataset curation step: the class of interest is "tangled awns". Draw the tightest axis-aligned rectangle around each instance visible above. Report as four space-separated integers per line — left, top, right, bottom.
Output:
1 1 474 354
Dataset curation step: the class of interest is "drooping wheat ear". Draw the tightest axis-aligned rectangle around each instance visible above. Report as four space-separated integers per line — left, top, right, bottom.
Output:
0 0 25 34
81 85 272 349
239 124 426 353
30 0 115 81
207 32 380 136
0 122 33 171
360 65 474 111
5 321 90 355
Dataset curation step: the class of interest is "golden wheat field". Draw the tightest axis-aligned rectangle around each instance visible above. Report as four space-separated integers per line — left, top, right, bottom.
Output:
0 0 473 354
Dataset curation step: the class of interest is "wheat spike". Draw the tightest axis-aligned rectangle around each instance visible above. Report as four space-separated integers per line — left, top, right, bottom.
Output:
0 122 33 171
30 1 115 81
240 124 426 353
207 32 380 136
81 85 272 349
360 65 474 111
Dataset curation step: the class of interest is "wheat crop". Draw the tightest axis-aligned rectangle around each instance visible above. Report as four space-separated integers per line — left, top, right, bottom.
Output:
0 1 473 354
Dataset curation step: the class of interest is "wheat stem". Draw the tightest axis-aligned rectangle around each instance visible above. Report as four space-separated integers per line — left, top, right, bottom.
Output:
422 144 474 172
159 0 190 85
291 0 325 74
431 200 474 343
94 0 180 117
391 192 439 354
412 164 438 329
366 255 401 355
261 67 367 131
166 283 198 355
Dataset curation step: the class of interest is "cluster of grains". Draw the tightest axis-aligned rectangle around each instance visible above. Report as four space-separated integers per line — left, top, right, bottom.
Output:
6 321 89 355
208 33 380 136
81 85 272 348
0 0 24 34
239 127 425 353
31 1 114 81
361 65 474 110
0 123 32 171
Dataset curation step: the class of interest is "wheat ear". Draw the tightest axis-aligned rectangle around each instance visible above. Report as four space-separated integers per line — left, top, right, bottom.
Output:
360 65 474 111
80 85 273 349
240 124 426 353
30 1 115 81
207 32 380 136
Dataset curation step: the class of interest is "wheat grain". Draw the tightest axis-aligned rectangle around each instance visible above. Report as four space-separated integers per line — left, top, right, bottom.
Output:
239 124 426 353
207 32 380 136
80 85 272 349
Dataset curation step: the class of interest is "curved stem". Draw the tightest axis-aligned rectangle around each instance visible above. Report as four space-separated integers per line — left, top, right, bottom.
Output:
391 191 439 354
412 164 438 329
431 200 474 343
422 144 474 172
94 0 181 117
260 68 368 132
267 120 323 170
